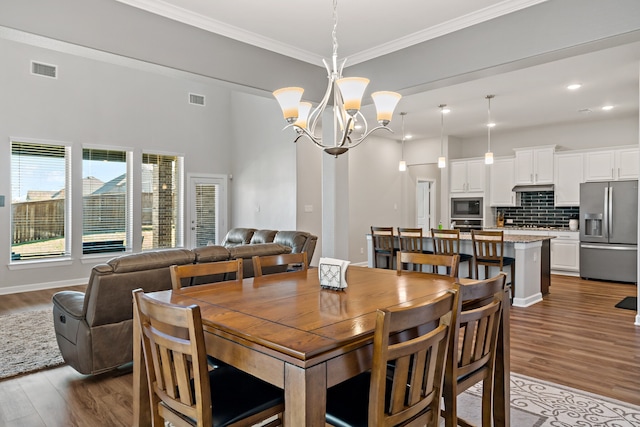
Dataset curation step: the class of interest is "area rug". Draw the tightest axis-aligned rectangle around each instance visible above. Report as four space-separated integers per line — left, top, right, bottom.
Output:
457 373 640 427
615 296 638 310
0 308 65 380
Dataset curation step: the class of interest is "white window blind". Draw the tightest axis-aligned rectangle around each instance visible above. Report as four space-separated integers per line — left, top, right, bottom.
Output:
11 141 70 260
194 182 217 247
142 153 183 250
82 148 128 254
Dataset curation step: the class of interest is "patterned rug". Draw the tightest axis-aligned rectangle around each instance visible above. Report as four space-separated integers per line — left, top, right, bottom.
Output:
457 373 640 426
0 308 65 380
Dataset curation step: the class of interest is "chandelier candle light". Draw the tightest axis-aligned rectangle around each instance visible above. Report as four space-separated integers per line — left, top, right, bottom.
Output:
485 94 495 165
272 0 402 157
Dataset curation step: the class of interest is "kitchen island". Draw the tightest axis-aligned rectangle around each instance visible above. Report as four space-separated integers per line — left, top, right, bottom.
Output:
366 232 554 307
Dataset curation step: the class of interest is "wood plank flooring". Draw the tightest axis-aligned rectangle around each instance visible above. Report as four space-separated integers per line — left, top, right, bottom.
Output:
0 275 638 426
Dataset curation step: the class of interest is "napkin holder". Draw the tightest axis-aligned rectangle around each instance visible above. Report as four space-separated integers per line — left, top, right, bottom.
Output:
318 257 350 291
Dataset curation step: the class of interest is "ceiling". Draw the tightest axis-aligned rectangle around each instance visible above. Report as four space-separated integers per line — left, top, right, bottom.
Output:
116 0 640 142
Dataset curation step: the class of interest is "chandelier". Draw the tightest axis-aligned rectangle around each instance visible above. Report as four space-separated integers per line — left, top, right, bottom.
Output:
272 0 402 157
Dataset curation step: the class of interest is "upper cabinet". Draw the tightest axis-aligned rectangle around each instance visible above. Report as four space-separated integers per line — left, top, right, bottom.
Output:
554 152 583 206
450 159 485 194
489 157 518 206
514 146 555 185
584 147 639 181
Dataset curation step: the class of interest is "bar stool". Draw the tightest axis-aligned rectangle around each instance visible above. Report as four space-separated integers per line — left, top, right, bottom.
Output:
371 226 396 269
398 227 432 271
431 228 474 278
471 230 515 301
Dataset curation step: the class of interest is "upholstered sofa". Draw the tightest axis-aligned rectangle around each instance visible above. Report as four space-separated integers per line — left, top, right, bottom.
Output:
52 229 317 375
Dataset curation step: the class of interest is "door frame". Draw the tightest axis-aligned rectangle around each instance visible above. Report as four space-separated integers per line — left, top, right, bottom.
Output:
186 173 228 248
416 178 437 233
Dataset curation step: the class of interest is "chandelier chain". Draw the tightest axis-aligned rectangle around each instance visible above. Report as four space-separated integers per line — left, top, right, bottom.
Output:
332 0 339 59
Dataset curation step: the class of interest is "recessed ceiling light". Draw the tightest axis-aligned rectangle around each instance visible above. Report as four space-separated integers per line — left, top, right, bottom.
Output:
602 105 614 111
487 122 496 128
405 134 413 139
441 107 451 114
567 83 582 90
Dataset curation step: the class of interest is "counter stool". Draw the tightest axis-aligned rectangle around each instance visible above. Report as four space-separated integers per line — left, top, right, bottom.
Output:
371 226 397 270
471 230 515 301
431 228 473 278
398 227 433 272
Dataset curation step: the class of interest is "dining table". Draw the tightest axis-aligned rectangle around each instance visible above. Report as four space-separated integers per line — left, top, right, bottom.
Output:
133 265 511 427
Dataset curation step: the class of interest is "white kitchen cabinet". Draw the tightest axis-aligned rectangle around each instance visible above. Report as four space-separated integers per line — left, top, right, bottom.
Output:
554 152 582 206
489 157 518 206
450 159 485 194
514 146 555 185
615 148 639 180
549 231 580 274
584 147 639 181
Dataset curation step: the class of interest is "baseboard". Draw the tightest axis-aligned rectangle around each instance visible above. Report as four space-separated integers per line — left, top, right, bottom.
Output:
0 278 88 295
513 292 543 307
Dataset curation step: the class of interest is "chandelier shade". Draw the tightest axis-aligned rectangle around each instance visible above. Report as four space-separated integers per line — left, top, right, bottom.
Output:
272 0 401 156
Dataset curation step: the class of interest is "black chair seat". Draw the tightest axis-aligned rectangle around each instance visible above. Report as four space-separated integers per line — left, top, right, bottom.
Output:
459 253 474 262
205 365 284 426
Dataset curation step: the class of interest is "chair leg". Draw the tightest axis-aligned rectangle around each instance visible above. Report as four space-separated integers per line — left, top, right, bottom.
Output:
510 262 515 302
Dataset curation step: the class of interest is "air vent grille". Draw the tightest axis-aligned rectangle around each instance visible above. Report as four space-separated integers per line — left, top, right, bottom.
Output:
31 61 57 78
189 93 205 106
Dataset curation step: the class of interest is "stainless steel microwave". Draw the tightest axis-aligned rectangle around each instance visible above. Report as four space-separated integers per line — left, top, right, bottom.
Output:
451 197 483 219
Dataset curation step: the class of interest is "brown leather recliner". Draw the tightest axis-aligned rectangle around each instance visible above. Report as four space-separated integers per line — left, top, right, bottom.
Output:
52 249 195 375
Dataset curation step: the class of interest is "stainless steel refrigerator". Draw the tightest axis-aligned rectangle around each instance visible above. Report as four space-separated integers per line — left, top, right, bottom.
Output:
580 180 638 283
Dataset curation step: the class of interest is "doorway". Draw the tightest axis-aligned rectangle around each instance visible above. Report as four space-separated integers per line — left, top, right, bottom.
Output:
416 179 436 233
187 174 228 248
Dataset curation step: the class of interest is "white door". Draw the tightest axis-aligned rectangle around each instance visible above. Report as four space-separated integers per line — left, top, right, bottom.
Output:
416 180 432 234
188 174 227 248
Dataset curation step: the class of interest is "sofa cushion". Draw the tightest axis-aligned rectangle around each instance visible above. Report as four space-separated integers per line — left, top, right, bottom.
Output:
193 245 231 263
107 249 195 273
250 229 277 244
222 228 256 247
228 243 291 259
274 231 310 254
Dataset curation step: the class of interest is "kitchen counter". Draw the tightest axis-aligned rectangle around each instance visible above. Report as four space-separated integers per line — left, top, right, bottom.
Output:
366 232 554 307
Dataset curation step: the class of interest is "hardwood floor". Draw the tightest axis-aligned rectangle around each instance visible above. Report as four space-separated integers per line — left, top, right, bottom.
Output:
0 275 638 426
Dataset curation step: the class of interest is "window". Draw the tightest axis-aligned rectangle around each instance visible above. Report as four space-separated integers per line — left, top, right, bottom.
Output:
142 153 183 250
82 148 129 255
11 140 70 260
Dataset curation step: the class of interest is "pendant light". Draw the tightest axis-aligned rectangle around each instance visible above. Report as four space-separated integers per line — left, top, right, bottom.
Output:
485 95 495 165
399 112 407 172
438 104 447 168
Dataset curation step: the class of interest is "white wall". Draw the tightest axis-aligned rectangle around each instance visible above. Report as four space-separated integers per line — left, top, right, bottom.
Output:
0 37 234 291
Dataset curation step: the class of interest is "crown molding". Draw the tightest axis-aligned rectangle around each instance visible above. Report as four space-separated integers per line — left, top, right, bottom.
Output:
115 0 548 66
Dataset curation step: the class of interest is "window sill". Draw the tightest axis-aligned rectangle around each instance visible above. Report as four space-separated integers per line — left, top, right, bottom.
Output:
8 257 73 270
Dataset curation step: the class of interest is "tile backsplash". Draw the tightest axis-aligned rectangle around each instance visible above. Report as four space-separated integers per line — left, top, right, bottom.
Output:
494 191 579 228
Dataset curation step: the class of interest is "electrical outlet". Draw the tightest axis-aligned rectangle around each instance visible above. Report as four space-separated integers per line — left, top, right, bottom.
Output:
360 247 364 254
506 219 513 224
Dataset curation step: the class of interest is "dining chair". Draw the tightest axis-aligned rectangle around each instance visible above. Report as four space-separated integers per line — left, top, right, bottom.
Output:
325 287 459 427
371 226 397 269
471 230 515 299
431 228 474 278
252 252 308 277
132 288 284 427
396 251 460 278
397 227 433 271
170 259 243 290
441 273 507 427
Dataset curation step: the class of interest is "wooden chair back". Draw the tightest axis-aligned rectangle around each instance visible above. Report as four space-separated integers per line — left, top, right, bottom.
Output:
252 252 308 278
371 226 396 269
397 251 460 278
442 273 507 427
471 230 506 278
368 288 459 427
398 227 424 252
431 228 462 255
133 289 212 427
170 259 243 290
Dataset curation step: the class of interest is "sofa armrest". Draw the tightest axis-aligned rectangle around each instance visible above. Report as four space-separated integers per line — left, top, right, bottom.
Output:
52 291 86 319
222 227 256 246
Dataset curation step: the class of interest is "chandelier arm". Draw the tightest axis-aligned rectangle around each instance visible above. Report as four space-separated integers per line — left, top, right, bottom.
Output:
291 126 329 150
349 125 394 149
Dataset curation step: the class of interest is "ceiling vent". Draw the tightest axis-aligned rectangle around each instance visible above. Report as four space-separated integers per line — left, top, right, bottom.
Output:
31 61 57 78
189 93 205 106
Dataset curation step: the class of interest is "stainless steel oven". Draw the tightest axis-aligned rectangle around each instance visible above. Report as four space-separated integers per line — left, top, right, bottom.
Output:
451 197 483 219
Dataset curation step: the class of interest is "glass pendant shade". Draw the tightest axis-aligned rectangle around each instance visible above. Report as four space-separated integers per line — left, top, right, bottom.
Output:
336 77 369 114
398 160 407 172
372 91 402 125
485 152 494 164
438 156 446 168
273 87 304 122
294 102 312 129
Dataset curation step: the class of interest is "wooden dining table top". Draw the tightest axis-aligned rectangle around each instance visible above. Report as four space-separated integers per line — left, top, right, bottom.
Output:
148 265 458 367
